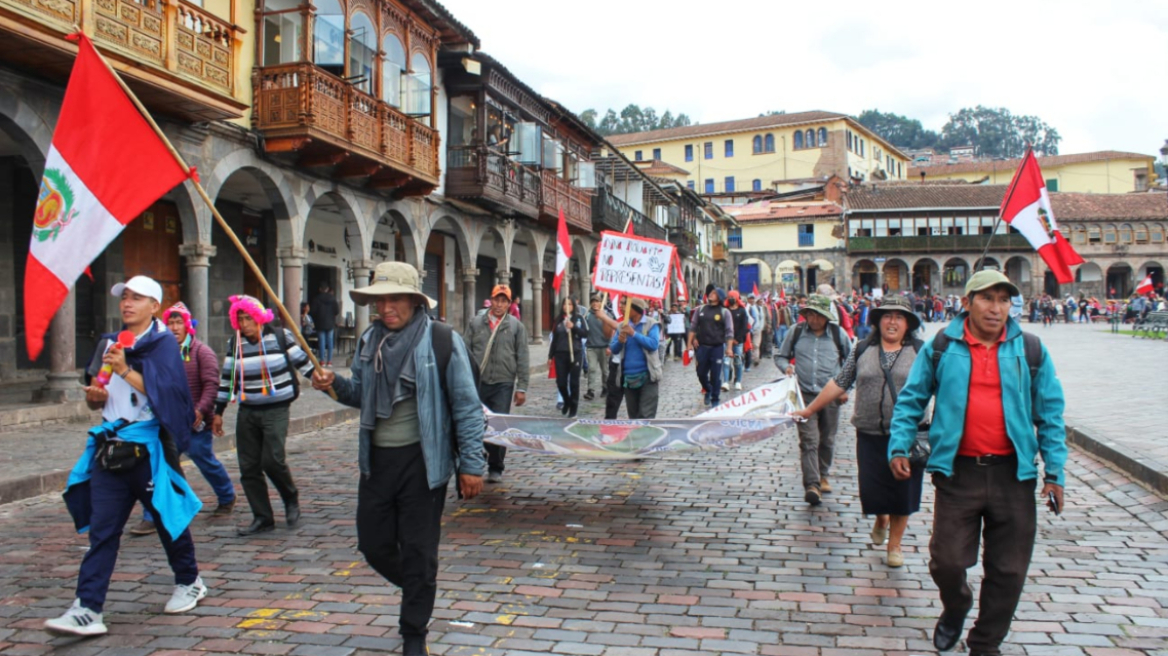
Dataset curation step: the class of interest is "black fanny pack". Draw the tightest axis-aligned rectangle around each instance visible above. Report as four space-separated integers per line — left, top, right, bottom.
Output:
91 421 148 472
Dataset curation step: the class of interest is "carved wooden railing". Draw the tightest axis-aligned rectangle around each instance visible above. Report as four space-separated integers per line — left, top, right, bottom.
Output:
713 242 729 261
541 169 592 232
253 62 440 182
446 145 541 213
1 0 238 96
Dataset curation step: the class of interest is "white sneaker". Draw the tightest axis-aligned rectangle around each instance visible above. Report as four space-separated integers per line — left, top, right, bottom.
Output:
721 382 730 391
164 577 207 614
44 599 107 637
734 382 742 391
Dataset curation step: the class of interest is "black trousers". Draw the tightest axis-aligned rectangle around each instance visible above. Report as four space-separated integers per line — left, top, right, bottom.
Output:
930 456 1037 655
668 335 685 358
553 352 581 410
235 404 298 525
479 382 513 473
604 359 625 419
357 443 447 639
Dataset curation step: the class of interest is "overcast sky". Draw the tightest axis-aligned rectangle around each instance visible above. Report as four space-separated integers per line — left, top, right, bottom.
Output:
440 0 1167 157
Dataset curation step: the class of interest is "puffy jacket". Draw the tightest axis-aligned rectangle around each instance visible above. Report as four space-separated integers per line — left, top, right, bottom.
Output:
332 317 486 488
887 313 1068 486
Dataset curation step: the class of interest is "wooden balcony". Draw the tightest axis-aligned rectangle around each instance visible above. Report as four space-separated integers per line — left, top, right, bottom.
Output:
253 63 439 196
669 227 699 257
847 233 1032 254
713 242 729 262
540 170 592 234
446 145 542 219
0 0 245 120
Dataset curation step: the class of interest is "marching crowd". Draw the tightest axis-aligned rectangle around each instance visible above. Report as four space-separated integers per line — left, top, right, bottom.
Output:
45 262 1071 656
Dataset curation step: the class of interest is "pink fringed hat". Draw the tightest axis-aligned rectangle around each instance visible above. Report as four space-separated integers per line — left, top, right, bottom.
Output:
228 294 275 330
164 302 198 335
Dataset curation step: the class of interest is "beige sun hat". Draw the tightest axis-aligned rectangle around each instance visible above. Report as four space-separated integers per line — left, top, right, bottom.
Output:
350 261 437 309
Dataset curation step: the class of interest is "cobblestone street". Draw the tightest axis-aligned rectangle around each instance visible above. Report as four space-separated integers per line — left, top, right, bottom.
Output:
2 346 1168 655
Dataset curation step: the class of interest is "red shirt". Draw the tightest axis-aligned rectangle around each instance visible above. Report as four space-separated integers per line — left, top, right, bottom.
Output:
958 319 1014 457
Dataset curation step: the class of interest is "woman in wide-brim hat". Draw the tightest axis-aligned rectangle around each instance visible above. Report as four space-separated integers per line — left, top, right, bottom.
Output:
792 295 925 568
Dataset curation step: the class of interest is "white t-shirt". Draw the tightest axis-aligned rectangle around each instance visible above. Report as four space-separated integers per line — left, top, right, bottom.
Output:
101 321 164 424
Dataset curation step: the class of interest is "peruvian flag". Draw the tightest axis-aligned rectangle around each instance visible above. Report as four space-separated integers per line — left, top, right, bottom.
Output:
673 252 688 303
1136 275 1154 296
999 149 1083 284
553 208 572 294
24 33 192 359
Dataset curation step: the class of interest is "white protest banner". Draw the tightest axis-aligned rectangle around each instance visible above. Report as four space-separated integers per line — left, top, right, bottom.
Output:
592 230 676 300
667 313 686 334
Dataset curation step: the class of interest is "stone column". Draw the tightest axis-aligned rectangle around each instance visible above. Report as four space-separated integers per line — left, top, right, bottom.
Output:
35 287 80 402
179 243 216 329
349 259 374 336
278 246 307 329
529 277 544 344
462 268 479 330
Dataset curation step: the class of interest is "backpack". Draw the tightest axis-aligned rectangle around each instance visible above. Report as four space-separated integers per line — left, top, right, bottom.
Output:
930 330 1043 383
781 322 847 364
853 334 925 363
428 321 484 499
228 328 299 400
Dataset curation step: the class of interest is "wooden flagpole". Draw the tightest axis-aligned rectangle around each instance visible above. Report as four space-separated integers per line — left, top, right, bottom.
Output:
80 31 336 398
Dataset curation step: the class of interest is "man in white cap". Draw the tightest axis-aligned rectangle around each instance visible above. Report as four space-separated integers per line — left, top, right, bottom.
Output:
46 276 206 636
311 261 484 656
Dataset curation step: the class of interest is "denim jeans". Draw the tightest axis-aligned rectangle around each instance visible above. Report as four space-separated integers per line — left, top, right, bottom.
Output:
723 343 744 384
775 324 789 348
694 345 724 404
317 329 335 363
143 429 235 523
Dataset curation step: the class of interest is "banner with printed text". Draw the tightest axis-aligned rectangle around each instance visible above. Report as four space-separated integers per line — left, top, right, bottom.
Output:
591 230 677 300
484 378 803 459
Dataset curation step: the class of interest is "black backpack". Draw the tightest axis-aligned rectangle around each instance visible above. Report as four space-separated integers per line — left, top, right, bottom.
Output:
930 330 1043 383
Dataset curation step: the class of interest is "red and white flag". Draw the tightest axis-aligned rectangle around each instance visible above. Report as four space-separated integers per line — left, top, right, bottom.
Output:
673 252 688 303
752 282 760 297
999 149 1083 284
24 33 192 359
553 208 572 294
1136 275 1154 296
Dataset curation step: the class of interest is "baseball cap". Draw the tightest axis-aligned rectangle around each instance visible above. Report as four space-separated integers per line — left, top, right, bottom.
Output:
965 270 1020 298
628 297 648 313
111 275 163 304
491 284 512 301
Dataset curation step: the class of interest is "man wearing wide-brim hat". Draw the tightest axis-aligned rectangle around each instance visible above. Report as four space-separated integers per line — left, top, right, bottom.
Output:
774 294 851 506
312 261 485 656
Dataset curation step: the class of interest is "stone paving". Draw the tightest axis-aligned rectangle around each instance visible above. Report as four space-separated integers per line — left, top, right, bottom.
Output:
2 350 1168 655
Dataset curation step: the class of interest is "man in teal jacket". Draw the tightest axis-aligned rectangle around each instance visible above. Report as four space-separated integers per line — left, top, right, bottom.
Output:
888 269 1067 656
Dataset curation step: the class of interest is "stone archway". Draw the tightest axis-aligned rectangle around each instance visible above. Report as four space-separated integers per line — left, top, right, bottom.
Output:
941 257 970 295
1106 262 1133 298
883 258 910 293
852 259 878 294
911 258 939 295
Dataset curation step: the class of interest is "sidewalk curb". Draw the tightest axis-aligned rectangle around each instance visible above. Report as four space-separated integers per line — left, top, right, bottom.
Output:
1066 424 1168 496
0 407 360 506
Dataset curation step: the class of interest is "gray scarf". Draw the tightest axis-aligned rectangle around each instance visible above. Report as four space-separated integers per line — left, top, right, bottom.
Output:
359 308 428 431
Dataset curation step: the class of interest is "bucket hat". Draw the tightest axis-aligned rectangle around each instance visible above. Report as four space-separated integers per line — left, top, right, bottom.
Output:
800 294 835 322
350 261 437 309
869 295 920 332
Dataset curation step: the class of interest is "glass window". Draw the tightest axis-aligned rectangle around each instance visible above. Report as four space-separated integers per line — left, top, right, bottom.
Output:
1135 225 1149 243
634 150 642 161
685 144 693 162
847 131 852 151
1151 225 1164 242
860 139 865 157
687 180 695 190
1089 226 1101 243
261 0 303 66
817 127 827 146
404 52 431 117
724 176 735 193
381 33 405 106
1104 226 1117 243
805 129 815 148
875 219 888 237
348 11 375 94
752 179 762 192
704 178 714 194
653 147 661 160
1120 224 1132 243
704 142 713 159
764 133 774 152
793 131 804 149
752 135 762 154
724 139 734 157
312 0 344 73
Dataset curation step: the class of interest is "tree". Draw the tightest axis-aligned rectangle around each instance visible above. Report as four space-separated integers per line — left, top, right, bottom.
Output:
759 110 786 117
577 104 694 136
939 106 1060 158
856 110 940 150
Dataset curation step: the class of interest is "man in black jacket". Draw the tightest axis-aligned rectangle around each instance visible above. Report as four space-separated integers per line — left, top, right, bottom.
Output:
310 283 340 366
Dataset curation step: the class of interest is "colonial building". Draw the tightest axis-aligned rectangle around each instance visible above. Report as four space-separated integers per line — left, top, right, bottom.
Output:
607 111 911 195
0 0 718 401
909 151 1156 194
840 183 1168 299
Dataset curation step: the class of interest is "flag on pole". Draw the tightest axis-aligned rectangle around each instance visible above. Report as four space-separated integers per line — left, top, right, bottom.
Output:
779 286 786 301
673 252 688 303
24 33 193 360
752 282 760 297
1136 274 1154 296
553 208 571 294
999 149 1083 284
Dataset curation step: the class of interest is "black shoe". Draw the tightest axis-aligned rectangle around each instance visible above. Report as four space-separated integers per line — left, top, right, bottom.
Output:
561 402 569 416
238 519 275 536
567 402 578 418
933 611 967 651
285 503 301 528
402 636 428 656
600 388 607 397
584 390 595 401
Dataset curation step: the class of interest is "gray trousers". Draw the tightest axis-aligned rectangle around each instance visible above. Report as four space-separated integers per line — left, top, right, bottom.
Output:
585 347 608 393
796 399 839 489
623 380 659 419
